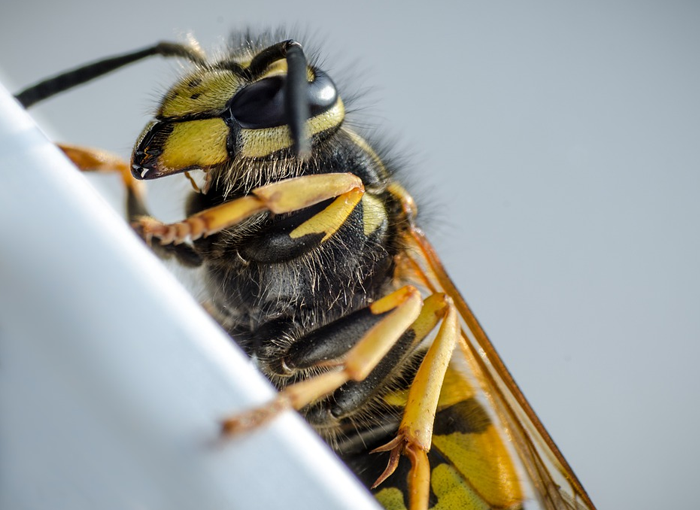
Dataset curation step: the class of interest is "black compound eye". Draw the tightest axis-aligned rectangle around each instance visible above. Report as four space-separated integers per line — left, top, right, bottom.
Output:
229 76 286 129
227 69 338 130
307 70 337 115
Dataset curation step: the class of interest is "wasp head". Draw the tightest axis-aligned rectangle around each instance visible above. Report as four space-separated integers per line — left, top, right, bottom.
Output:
131 40 345 182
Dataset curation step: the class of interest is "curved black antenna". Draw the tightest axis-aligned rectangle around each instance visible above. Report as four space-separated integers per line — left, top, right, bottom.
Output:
246 40 311 159
15 42 206 108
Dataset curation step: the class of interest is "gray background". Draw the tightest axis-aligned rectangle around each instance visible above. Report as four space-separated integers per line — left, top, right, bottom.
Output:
1 1 698 508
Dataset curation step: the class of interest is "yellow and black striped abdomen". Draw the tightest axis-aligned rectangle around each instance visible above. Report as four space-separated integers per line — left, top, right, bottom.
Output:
372 364 524 510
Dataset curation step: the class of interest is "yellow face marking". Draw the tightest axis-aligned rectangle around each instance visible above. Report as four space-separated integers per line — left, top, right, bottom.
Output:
159 70 240 118
361 194 387 237
239 99 345 158
160 118 229 170
431 428 523 509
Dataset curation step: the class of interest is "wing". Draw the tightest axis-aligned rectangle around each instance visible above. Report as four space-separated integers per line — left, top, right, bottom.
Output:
400 227 596 510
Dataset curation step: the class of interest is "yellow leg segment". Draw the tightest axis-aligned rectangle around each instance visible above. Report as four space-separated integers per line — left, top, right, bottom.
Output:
221 285 423 434
137 173 365 245
59 143 145 198
373 298 459 510
289 187 364 242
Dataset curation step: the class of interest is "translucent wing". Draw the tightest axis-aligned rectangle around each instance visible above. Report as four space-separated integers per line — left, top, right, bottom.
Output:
402 228 596 510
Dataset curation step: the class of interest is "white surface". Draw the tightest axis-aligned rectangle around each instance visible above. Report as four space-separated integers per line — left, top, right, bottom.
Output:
0 85 379 510
1 4 699 509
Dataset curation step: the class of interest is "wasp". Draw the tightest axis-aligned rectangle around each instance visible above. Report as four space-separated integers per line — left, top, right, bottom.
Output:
16 32 596 510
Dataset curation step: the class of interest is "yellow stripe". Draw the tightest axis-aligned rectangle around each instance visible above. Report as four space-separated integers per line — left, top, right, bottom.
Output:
431 429 523 508
257 60 316 82
160 118 229 170
240 99 345 158
159 70 240 118
430 464 490 510
361 194 387 237
375 488 407 510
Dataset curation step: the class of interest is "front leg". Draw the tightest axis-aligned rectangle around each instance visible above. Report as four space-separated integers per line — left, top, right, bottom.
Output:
59 144 147 219
59 144 202 266
136 173 365 244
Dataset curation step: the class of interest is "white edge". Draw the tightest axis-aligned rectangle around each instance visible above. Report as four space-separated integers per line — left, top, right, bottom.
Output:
0 82 381 510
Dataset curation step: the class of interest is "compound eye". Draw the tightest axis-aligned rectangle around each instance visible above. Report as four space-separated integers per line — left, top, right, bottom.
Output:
308 70 337 114
229 76 286 129
227 70 338 130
